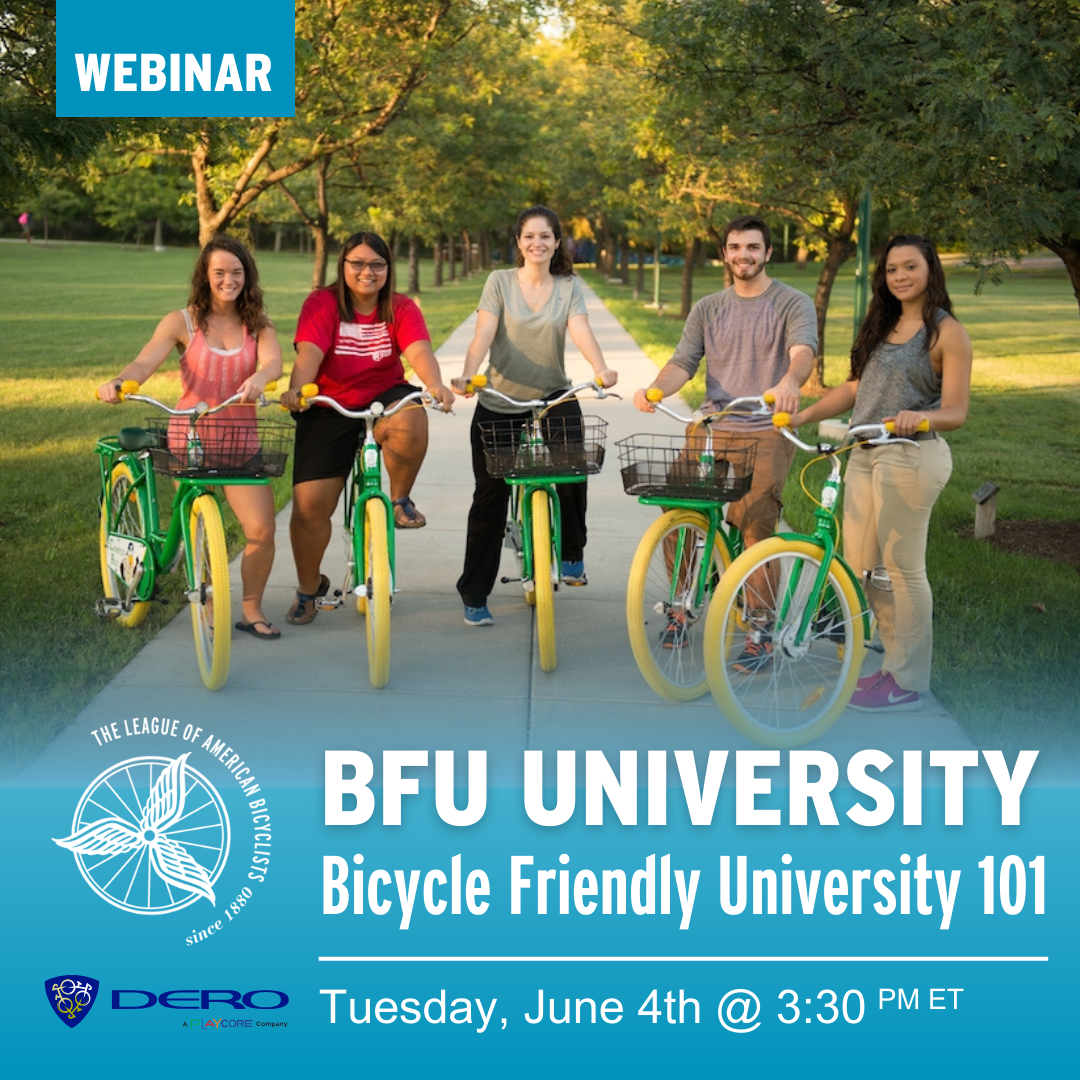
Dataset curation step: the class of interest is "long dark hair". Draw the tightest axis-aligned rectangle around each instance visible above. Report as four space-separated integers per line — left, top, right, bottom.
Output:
188 236 267 335
334 232 394 324
514 206 575 276
850 234 952 380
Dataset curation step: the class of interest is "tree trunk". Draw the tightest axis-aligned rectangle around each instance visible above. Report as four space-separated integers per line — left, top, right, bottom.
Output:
153 218 164 250
434 231 444 287
479 229 491 270
449 232 458 283
407 235 421 296
635 244 646 295
274 227 282 253
619 237 630 284
310 155 330 289
1038 236 1080 316
808 204 858 393
461 228 472 278
600 228 615 275
681 236 700 318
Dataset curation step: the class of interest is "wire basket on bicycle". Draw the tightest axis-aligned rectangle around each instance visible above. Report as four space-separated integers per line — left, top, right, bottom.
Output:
145 416 293 479
617 433 755 501
480 416 608 480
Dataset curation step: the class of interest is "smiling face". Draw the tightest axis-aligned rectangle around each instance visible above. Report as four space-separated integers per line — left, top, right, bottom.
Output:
342 242 389 307
722 228 772 282
207 250 245 307
517 216 559 268
884 244 931 305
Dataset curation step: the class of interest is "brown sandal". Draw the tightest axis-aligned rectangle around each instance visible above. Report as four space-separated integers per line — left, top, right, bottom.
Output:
286 574 330 625
393 497 426 529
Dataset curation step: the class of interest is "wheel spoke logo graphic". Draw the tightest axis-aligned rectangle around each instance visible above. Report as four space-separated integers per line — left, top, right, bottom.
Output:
53 754 230 914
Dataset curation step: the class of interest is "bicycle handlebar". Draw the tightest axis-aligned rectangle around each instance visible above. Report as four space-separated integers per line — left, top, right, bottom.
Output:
771 414 928 454
298 386 447 419
646 393 774 427
468 376 621 409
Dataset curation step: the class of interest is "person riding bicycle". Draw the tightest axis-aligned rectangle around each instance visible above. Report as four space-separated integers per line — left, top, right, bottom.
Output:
633 214 817 664
280 231 454 626
788 234 972 712
96 236 284 639
450 205 618 627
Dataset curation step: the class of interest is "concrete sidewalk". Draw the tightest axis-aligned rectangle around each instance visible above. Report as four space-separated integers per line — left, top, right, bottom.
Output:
17 280 977 787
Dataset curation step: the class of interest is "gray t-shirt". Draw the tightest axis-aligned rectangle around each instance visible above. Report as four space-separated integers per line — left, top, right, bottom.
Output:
849 311 946 427
669 279 818 429
477 269 589 415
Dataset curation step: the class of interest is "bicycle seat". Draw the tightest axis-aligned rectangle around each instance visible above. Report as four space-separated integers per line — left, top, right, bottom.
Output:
118 427 160 451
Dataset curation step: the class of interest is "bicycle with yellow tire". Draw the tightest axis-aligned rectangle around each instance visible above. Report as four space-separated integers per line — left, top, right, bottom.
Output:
617 392 768 702
294 384 446 688
702 413 928 746
95 381 291 690
467 376 615 673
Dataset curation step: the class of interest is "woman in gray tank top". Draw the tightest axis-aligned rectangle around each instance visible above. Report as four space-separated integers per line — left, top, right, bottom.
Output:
790 235 973 712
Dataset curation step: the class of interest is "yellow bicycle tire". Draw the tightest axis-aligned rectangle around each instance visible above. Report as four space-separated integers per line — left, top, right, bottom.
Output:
100 462 152 629
364 499 391 688
531 490 556 672
626 509 731 702
704 537 864 747
189 495 231 691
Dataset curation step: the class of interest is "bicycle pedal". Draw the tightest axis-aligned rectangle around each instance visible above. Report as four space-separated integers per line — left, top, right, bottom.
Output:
95 598 123 619
316 596 342 610
865 642 884 654
500 575 523 585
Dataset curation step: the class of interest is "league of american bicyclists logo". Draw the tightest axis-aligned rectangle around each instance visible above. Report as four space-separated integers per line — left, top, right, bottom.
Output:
52 741 271 927
44 975 100 1028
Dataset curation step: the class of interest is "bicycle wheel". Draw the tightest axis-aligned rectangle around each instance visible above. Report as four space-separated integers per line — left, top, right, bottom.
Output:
626 509 731 702
364 498 391 688
705 537 865 747
188 495 231 691
100 463 152 628
531 489 556 672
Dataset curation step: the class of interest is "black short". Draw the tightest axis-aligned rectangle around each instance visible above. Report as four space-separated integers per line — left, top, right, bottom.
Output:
292 382 420 484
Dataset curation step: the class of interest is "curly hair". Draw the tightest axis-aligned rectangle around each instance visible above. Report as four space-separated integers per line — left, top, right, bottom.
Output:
850 234 953 381
188 236 267 335
332 232 395 325
514 206 575 277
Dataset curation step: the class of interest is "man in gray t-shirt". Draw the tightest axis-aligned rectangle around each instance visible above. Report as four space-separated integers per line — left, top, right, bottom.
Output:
634 214 817 548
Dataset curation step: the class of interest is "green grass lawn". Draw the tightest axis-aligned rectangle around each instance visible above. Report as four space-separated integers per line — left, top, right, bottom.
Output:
585 262 1080 758
0 242 485 775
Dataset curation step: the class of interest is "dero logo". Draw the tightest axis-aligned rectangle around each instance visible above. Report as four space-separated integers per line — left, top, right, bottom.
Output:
56 0 295 118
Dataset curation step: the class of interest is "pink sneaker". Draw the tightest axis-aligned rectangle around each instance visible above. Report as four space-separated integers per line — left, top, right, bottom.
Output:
849 671 922 712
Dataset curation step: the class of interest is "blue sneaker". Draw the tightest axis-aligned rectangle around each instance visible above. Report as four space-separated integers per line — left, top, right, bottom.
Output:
561 560 588 586
463 604 494 627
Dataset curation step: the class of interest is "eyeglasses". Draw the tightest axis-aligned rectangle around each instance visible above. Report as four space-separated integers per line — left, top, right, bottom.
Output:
344 259 388 273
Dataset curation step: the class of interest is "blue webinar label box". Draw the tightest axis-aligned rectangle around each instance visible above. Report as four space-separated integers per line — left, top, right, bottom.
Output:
55 0 295 118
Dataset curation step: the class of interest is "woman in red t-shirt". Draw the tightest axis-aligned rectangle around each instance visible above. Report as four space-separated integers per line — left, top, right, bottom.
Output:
281 232 454 625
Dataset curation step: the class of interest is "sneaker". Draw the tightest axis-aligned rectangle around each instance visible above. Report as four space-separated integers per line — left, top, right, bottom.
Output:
848 671 921 712
732 637 773 674
463 604 494 627
659 609 692 649
561 560 588 586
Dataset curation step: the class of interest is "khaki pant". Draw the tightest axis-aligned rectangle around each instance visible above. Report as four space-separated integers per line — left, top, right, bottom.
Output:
843 438 953 692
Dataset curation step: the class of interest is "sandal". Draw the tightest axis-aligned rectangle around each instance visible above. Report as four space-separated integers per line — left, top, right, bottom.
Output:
286 574 330 625
235 620 282 640
393 497 426 529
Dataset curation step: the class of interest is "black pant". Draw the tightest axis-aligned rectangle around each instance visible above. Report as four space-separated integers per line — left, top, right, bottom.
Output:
456 399 587 607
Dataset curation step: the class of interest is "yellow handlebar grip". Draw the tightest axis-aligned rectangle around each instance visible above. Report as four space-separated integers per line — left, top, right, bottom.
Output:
263 379 278 393
763 392 775 405
646 388 663 403
469 374 488 389
772 412 791 428
301 383 319 397
885 418 932 434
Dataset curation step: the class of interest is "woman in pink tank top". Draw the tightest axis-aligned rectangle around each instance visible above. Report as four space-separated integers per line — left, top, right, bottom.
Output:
97 237 285 638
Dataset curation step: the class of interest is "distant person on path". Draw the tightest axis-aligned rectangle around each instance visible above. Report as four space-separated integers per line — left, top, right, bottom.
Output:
281 231 454 625
633 214 817 662
97 237 284 638
788 234 972 712
19 211 32 242
451 205 618 627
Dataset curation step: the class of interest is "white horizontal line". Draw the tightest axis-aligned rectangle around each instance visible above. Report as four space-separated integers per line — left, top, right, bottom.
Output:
318 955 1048 963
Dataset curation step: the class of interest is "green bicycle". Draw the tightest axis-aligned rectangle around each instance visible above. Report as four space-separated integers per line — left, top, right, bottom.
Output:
96 381 291 690
469 376 614 673
295 384 444 688
703 413 924 746
617 392 768 701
